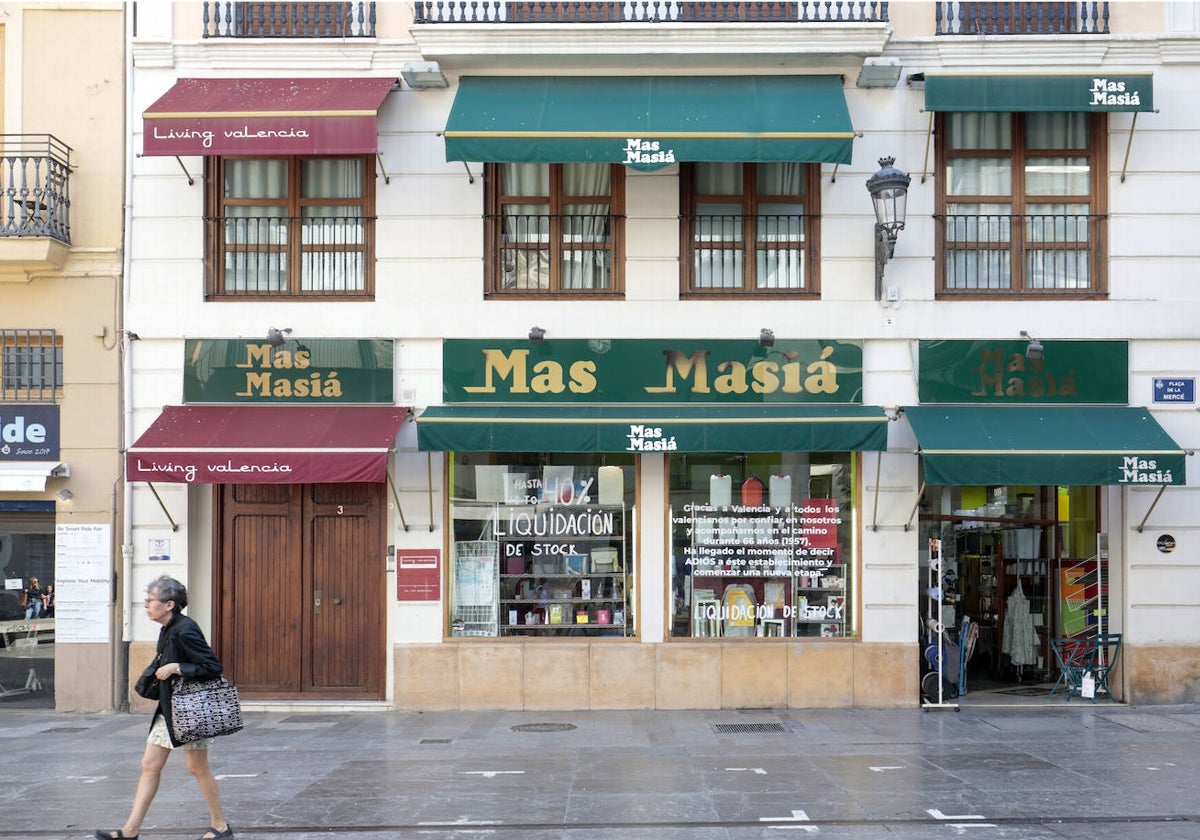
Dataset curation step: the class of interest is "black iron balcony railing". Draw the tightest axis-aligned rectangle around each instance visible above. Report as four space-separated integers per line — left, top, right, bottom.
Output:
415 1 888 24
939 212 1104 292
206 214 374 297
202 2 376 37
687 213 809 293
935 2 1108 35
0 135 71 244
488 212 620 293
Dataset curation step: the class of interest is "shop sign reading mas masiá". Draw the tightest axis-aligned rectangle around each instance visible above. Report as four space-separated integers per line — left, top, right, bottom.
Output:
183 338 394 403
917 340 1128 404
442 339 864 404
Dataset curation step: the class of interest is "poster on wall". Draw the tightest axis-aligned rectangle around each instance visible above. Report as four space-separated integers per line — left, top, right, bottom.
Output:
54 523 111 643
396 549 440 601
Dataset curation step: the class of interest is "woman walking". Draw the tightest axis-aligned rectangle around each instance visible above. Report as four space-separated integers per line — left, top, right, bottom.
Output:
95 575 233 840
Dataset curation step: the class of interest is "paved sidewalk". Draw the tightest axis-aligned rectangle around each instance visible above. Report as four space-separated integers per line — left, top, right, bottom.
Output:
4 703 1200 839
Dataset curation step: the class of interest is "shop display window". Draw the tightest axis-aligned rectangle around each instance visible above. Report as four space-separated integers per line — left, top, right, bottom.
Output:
447 453 635 638
668 451 857 639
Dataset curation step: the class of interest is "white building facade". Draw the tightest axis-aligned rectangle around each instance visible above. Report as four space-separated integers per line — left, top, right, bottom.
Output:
123 2 1200 710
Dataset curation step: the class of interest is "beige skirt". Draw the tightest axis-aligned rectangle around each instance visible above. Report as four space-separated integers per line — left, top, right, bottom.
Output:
148 713 211 751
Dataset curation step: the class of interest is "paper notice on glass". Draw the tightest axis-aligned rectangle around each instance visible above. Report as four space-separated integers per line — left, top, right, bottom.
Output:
54 523 112 644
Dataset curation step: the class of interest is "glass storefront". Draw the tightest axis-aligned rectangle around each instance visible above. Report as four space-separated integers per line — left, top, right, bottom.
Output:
921 484 1102 684
668 451 857 639
448 453 636 638
0 512 56 704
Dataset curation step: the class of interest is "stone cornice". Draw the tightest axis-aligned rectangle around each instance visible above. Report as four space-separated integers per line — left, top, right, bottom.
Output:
410 22 891 68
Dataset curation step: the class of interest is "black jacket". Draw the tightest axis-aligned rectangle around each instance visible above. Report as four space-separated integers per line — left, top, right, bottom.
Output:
151 613 223 746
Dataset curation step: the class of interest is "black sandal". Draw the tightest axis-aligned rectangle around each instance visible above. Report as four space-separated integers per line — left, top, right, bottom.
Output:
200 826 234 840
94 831 138 840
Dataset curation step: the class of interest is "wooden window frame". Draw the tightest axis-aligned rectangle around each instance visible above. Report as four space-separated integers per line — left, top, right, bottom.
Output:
935 111 1108 299
680 162 821 298
205 155 376 301
483 163 625 299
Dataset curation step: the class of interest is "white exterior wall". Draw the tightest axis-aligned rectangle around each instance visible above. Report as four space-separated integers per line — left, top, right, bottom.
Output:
125 3 1200 706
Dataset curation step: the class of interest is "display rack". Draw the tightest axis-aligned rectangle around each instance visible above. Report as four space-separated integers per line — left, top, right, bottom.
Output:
921 538 959 710
451 540 499 636
496 503 629 636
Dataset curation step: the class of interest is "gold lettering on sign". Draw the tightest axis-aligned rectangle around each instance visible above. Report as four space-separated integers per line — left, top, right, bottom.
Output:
464 349 531 394
463 349 597 395
645 350 710 394
971 346 1077 399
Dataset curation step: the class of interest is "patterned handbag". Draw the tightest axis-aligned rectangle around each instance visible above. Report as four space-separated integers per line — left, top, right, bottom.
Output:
169 675 243 744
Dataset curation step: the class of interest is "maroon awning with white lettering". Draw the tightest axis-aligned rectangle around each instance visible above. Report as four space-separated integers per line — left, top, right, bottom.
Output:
142 77 398 156
126 405 408 484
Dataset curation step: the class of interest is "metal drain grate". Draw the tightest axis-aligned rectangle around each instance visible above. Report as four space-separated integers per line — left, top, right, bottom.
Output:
712 722 790 734
420 738 453 744
42 727 89 734
511 722 578 733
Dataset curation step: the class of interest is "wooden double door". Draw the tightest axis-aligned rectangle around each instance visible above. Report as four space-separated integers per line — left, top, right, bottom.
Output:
216 482 385 700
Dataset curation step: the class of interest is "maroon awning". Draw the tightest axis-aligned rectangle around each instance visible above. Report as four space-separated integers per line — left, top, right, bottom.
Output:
126 405 408 484
142 77 398 156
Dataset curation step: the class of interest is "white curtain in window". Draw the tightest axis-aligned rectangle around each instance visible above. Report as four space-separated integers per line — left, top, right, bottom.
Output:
562 164 611 290
756 162 803 194
945 114 1012 290
1026 112 1087 150
500 164 551 289
225 159 287 198
300 159 365 292
693 164 742 288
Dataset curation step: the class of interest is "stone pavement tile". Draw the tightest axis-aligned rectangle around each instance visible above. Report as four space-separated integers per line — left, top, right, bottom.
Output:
564 791 720 826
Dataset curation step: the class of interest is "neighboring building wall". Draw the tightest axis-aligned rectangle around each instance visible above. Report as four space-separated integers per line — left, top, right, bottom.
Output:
0 4 125 712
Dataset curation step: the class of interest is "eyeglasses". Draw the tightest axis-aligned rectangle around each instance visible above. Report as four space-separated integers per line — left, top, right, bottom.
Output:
144 597 166 605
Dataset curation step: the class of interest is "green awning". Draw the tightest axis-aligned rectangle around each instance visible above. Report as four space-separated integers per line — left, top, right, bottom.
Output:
418 404 888 454
923 73 1153 113
904 406 1186 486
443 76 855 168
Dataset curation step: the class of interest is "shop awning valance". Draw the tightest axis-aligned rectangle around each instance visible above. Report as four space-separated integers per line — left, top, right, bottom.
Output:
443 75 856 167
142 77 398 156
923 73 1153 112
417 404 887 454
126 405 408 484
0 461 70 493
904 405 1186 486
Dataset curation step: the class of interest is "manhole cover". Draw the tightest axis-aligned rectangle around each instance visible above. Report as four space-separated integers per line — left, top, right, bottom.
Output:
712 722 790 734
511 722 577 733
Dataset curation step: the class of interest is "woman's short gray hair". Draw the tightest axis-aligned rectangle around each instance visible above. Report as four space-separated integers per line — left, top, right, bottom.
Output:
148 575 188 613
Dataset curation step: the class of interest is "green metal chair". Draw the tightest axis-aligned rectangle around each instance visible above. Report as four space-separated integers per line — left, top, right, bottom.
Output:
1048 636 1095 700
1086 633 1122 703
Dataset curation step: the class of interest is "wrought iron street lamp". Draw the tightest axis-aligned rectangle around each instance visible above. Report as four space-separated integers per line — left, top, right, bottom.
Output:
865 156 911 301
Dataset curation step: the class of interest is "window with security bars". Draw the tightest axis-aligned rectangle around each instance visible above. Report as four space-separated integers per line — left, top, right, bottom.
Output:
1 330 62 402
206 156 375 299
484 163 624 297
936 111 1106 296
681 162 820 297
